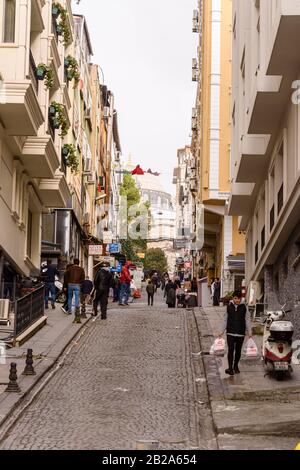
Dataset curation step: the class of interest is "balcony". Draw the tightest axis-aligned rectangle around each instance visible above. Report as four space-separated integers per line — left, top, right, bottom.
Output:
0 81 44 136
21 136 60 179
38 172 71 208
247 74 282 135
228 183 255 217
266 0 300 77
236 135 270 183
31 0 45 32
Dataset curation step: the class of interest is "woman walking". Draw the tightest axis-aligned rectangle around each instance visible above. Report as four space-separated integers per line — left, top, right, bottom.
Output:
165 279 177 309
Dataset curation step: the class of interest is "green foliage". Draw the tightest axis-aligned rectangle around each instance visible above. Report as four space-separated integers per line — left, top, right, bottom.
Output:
50 101 69 138
62 144 79 173
65 55 80 87
119 174 150 262
37 64 54 89
120 174 141 208
52 3 71 45
144 248 168 275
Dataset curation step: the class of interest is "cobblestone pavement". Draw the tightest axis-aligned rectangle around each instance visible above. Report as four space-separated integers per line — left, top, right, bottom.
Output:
0 293 215 450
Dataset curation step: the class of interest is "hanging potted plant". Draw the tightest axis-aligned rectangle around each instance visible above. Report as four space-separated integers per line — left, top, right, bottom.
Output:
59 8 71 45
49 101 70 138
36 64 54 89
56 24 63 36
62 144 79 173
52 2 62 19
64 55 80 87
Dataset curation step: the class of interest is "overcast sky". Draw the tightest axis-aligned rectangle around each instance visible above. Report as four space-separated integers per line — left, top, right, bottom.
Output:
74 0 197 195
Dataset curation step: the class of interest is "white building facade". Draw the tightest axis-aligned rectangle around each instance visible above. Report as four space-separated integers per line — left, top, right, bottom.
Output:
229 0 300 334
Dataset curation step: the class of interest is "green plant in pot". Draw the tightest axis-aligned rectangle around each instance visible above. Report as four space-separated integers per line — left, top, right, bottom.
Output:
36 64 54 89
62 144 79 173
59 8 71 45
52 2 62 18
64 55 80 87
49 101 69 138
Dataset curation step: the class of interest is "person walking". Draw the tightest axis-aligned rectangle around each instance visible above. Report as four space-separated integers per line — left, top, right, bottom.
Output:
81 276 94 318
165 279 177 309
151 272 159 292
146 280 155 307
119 262 132 306
65 259 85 323
61 263 72 314
41 260 59 310
212 278 221 306
112 273 121 303
218 290 252 376
93 262 113 319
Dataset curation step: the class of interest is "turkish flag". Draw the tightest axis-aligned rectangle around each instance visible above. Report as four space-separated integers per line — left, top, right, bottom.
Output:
132 165 144 175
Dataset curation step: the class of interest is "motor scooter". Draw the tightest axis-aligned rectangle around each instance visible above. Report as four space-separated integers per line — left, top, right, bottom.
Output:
262 303 294 380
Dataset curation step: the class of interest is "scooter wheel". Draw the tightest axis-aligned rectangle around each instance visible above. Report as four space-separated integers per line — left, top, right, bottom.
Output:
275 371 285 381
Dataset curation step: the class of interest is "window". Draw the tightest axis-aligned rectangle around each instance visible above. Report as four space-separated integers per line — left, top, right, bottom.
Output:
277 183 283 215
261 226 265 251
255 242 259 264
270 205 275 232
27 210 33 259
3 0 16 43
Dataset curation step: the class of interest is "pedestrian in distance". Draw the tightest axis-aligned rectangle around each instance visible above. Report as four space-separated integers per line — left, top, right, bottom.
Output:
41 259 59 310
112 273 121 303
119 262 132 306
218 290 252 376
151 272 159 292
81 276 94 317
61 263 72 314
146 280 155 307
64 259 85 323
165 279 177 309
212 278 221 306
93 262 113 320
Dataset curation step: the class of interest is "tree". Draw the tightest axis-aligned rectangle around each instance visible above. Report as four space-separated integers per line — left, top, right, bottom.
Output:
119 174 149 262
144 248 168 275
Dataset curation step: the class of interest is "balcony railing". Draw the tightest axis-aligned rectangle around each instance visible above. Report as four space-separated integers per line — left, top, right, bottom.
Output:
29 50 38 93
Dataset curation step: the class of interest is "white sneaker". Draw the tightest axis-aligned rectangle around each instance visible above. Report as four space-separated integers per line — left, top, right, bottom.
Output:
61 306 68 314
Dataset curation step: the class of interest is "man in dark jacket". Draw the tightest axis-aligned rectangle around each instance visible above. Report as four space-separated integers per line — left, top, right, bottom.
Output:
41 260 59 310
93 262 113 319
65 259 85 322
218 290 252 375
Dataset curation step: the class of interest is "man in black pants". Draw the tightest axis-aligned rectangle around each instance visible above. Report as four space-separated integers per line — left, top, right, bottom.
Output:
93 262 113 320
218 290 252 375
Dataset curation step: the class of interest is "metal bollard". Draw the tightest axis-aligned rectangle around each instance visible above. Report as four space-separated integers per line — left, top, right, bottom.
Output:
5 363 21 393
22 349 36 376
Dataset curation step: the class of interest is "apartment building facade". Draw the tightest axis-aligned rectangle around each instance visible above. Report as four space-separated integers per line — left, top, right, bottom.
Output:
0 0 72 296
191 0 245 299
229 0 300 332
0 1 123 295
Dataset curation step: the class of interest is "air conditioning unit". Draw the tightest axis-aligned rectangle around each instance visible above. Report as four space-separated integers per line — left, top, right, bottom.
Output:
103 106 110 118
190 181 197 192
191 116 197 131
192 58 198 70
84 157 92 173
192 69 199 82
87 171 96 183
83 212 90 225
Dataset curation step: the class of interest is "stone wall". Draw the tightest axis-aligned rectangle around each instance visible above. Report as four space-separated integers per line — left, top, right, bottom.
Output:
264 221 300 339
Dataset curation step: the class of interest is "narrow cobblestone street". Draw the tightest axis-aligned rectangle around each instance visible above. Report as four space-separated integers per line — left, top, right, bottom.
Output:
0 293 216 450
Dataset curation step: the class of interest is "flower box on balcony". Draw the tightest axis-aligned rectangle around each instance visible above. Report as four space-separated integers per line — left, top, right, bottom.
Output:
62 146 70 157
56 24 63 36
36 67 46 80
49 106 56 116
52 5 60 18
52 118 60 129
